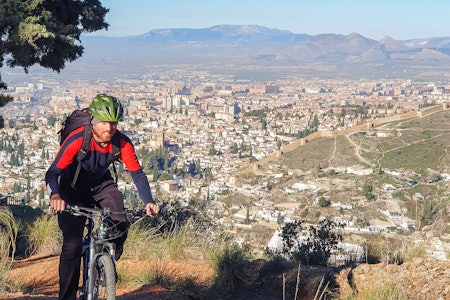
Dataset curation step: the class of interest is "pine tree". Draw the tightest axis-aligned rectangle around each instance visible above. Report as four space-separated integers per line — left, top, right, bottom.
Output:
152 166 159 182
0 0 109 124
163 148 169 170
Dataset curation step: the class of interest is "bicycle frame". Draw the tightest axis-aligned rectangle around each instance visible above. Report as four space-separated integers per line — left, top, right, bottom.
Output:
83 213 116 300
66 205 144 300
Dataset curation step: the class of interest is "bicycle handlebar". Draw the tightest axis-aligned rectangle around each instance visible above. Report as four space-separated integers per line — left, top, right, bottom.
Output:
66 204 146 219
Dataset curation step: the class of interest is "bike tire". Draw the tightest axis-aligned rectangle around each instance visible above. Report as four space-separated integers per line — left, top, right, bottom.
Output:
93 254 117 300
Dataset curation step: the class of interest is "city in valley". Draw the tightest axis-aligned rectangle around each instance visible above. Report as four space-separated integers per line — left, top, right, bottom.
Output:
1 65 449 258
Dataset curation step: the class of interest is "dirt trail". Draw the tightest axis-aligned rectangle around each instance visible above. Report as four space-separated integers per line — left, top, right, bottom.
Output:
1 254 213 300
345 134 376 167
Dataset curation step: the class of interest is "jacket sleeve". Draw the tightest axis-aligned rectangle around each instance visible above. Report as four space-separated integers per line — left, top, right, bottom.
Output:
130 169 155 205
119 135 155 205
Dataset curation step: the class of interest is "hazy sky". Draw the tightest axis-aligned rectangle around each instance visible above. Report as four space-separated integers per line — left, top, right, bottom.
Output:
91 0 450 40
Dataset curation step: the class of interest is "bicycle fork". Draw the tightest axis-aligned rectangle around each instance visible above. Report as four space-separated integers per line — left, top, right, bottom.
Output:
86 240 116 300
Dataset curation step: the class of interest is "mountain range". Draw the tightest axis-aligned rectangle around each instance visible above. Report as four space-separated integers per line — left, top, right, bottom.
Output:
77 25 450 80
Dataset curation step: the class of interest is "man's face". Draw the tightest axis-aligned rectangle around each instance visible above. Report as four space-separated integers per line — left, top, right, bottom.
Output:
92 121 118 143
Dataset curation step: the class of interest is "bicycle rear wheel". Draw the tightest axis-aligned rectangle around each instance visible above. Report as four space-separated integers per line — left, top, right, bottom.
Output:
93 254 117 300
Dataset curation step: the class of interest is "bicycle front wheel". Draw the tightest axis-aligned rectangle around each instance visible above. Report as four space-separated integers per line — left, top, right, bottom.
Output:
93 254 117 300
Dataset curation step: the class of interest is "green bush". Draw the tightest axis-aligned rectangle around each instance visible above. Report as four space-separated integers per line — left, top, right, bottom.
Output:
363 184 375 201
318 196 331 207
277 218 343 266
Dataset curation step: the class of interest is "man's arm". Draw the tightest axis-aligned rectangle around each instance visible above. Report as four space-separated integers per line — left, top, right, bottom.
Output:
119 134 159 215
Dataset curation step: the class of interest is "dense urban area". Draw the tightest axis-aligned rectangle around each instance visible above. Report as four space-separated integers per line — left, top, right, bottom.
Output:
1 69 450 258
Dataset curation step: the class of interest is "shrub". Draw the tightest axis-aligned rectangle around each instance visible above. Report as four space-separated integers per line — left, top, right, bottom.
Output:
211 244 251 292
318 196 331 207
278 218 343 266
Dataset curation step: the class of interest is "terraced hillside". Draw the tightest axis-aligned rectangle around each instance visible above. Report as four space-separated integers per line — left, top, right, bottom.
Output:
271 108 450 173
229 108 450 257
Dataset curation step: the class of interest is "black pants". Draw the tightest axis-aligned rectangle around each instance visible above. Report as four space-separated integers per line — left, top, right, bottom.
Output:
57 178 127 300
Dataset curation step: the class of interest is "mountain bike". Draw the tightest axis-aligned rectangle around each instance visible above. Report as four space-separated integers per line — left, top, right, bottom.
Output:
65 205 144 300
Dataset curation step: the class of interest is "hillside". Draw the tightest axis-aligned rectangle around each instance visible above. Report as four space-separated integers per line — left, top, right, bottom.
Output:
266 107 450 172
229 107 450 260
2 254 450 299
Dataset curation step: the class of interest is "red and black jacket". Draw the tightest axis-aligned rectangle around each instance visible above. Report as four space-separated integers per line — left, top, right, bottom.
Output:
45 126 154 205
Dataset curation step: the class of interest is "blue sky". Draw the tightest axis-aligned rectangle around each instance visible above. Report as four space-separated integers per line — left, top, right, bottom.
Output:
92 0 449 40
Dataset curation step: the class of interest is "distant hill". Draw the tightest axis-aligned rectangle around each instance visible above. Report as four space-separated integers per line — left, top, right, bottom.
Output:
259 108 450 175
79 25 450 80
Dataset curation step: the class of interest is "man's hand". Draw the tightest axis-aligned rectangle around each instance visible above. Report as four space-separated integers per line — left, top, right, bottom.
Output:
50 194 66 212
146 202 160 216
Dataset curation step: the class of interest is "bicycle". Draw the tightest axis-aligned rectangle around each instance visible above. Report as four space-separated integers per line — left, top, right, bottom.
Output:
65 204 145 300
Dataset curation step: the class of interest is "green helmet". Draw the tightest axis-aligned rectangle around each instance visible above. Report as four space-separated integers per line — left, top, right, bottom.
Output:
89 94 124 122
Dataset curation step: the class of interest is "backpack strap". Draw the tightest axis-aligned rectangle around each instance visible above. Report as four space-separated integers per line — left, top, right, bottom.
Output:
71 123 93 189
110 133 122 183
71 128 122 188
111 133 121 160
76 122 93 161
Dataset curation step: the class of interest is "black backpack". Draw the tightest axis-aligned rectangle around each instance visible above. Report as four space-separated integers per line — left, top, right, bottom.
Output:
58 108 121 188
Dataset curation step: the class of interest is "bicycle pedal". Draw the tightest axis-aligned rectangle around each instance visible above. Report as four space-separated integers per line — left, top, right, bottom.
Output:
76 292 87 300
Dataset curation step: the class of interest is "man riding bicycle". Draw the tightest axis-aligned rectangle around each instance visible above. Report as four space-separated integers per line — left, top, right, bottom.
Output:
46 94 160 300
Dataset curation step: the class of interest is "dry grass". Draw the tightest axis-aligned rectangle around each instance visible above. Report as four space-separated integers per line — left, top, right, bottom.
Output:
25 214 61 256
116 219 220 297
0 207 20 292
363 234 426 264
339 276 409 300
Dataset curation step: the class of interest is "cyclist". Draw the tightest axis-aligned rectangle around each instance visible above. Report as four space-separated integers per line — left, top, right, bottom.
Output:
45 94 160 300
